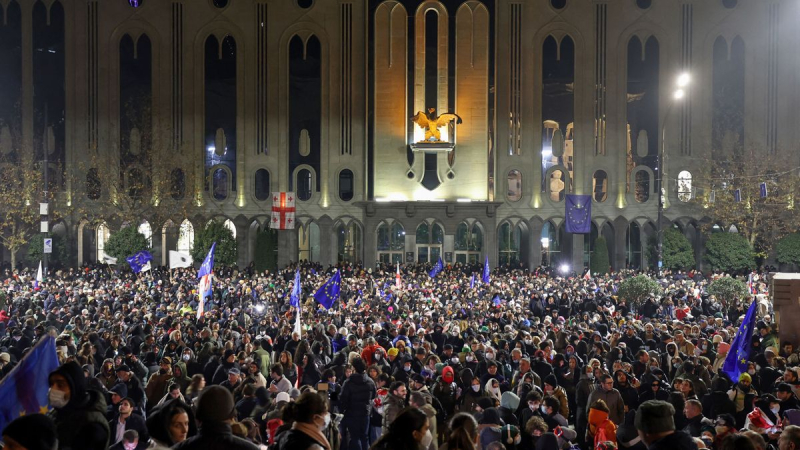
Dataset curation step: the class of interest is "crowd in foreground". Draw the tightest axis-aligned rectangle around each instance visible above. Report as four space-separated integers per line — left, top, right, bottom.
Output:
0 260 797 450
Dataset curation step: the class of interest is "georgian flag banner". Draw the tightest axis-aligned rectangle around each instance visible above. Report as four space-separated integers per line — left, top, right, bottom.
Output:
271 192 296 230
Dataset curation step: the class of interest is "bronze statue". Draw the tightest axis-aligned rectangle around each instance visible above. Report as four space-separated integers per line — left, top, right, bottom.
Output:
411 108 463 143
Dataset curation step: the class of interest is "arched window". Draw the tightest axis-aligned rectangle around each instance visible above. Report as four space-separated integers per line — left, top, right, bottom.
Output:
377 222 405 264
223 219 236 239
549 169 566 202
297 169 312 201
138 221 152 247
416 222 443 263
177 220 194 254
254 169 270 201
499 222 521 265
127 167 145 198
455 222 483 263
635 171 650 203
507 170 522 202
339 169 354 201
298 222 320 261
87 168 101 200
626 222 642 269
541 221 560 266
593 170 608 202
678 170 692 202
337 222 361 262
97 223 110 263
212 168 229 201
170 169 185 200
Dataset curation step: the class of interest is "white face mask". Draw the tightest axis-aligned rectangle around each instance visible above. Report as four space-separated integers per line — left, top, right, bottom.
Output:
183 354 191 361
420 429 433 448
771 406 780 415
471 385 480 392
529 402 539 411
318 412 331 430
466 356 474 362
541 405 548 414
49 388 68 408
486 353 494 360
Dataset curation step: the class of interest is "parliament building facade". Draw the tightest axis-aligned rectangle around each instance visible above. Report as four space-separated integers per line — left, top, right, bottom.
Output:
1 0 799 270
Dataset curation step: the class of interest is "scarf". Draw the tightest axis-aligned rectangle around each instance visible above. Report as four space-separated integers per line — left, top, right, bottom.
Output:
293 422 332 450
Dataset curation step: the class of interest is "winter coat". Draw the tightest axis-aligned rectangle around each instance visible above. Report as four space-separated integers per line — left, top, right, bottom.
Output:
586 387 625 425
339 373 377 418
587 406 617 446
172 421 259 450
382 393 406 434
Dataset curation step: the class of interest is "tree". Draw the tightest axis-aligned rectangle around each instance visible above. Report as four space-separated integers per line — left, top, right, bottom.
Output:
254 227 278 272
707 276 750 303
775 233 800 267
0 154 63 268
694 146 800 259
103 226 150 263
704 232 755 273
646 228 695 270
617 275 663 307
192 220 237 266
590 236 610 275
26 233 68 268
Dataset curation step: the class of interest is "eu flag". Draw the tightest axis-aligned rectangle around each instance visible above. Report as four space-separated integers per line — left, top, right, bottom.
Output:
0 335 59 433
470 273 476 289
565 194 592 234
314 271 341 310
290 269 301 308
429 257 444 278
722 299 758 382
482 255 491 284
492 295 502 306
126 250 153 273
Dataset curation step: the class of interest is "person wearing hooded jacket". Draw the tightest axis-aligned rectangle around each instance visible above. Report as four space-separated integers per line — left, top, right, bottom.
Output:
172 385 258 450
145 398 198 448
48 360 111 450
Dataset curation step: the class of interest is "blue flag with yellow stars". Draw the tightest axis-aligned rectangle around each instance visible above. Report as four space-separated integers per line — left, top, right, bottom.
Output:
126 250 153 273
0 335 60 432
429 257 444 278
722 299 758 382
290 269 301 308
482 255 491 284
314 271 341 310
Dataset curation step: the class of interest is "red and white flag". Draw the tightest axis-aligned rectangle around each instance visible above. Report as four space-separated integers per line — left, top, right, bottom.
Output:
584 268 591 280
396 263 402 289
271 192 296 229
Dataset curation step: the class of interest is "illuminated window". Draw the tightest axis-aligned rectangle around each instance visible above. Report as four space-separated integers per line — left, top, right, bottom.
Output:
678 170 692 202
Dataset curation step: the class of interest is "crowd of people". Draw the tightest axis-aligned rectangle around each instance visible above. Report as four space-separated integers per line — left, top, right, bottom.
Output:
0 260 797 450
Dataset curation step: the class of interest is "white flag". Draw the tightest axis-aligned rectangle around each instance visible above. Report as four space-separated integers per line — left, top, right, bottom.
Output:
102 255 118 265
169 251 193 269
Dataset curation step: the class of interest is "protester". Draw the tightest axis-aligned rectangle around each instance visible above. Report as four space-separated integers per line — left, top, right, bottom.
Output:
48 360 110 450
274 391 333 450
2 414 59 450
172 385 258 450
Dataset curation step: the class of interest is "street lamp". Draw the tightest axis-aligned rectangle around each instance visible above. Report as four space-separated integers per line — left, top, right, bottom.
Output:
657 73 690 275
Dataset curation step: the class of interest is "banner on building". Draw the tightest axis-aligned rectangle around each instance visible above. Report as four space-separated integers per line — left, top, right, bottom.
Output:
271 192 296 230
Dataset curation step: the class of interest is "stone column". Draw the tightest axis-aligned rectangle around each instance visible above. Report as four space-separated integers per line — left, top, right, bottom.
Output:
277 229 298 267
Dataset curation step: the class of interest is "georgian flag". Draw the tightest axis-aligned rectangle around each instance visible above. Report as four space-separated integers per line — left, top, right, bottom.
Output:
271 192 296 230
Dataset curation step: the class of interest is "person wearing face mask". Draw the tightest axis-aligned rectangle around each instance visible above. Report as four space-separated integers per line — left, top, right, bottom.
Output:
409 391 438 450
543 374 570 418
109 398 149 450
48 361 111 450
173 385 259 450
540 396 568 430
371 408 432 450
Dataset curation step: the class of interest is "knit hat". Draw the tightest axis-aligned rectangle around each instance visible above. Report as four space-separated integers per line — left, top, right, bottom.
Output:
110 383 128 398
275 392 290 403
194 386 235 422
739 373 752 383
289 388 301 400
544 374 558 388
224 349 235 359
2 414 58 450
387 348 399 357
634 400 676 434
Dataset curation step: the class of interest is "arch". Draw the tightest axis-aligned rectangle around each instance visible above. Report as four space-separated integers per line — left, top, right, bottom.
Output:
338 168 354 202
298 221 320 261
593 170 608 202
177 219 194 253
507 169 522 202
631 166 654 203
678 170 692 202
96 222 110 263
541 220 561 266
254 168 270 201
138 220 152 247
334 220 362 263
377 220 406 264
455 220 484 264
545 165 569 202
415 220 444 263
223 218 236 239
294 166 314 201
498 220 528 266
211 164 231 201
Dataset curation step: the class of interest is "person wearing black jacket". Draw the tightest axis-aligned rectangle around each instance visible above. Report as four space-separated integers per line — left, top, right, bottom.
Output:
173 386 258 450
339 357 376 450
48 361 111 450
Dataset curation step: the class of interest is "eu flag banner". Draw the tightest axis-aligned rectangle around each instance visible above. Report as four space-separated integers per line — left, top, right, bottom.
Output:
565 194 592 234
429 257 444 278
482 255 491 284
0 335 59 432
197 243 216 319
314 271 341 310
722 299 758 382
470 273 476 289
126 250 153 273
290 269 301 308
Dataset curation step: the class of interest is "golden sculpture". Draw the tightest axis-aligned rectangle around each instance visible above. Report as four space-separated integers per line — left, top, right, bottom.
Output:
411 108 463 143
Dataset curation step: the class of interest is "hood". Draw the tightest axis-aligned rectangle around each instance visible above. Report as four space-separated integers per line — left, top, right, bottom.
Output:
146 398 198 446
459 368 474 386
173 361 190 380
347 373 368 385
500 391 520 410
535 433 559 450
442 366 455 384
480 407 503 425
50 361 87 407
588 407 610 425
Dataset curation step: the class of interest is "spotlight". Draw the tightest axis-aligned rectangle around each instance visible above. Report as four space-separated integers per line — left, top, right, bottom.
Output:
673 89 685 100
559 264 571 275
677 73 691 87
255 304 265 314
